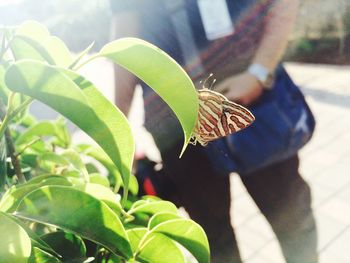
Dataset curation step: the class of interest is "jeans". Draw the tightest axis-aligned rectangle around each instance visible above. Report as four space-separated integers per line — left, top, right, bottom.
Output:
157 143 318 263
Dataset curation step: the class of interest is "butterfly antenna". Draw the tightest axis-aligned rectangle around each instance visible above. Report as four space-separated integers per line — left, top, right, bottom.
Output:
209 78 217 90
201 73 214 89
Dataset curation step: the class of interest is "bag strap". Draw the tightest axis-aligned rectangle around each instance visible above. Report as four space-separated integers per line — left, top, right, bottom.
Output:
164 0 205 77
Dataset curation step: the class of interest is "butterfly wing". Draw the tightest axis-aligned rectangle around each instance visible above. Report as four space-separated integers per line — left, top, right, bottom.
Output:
191 89 254 146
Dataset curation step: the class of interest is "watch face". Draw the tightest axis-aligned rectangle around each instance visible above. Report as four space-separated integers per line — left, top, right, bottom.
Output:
263 73 275 89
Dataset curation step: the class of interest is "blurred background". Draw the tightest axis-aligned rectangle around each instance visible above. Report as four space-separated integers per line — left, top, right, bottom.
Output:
1 0 350 63
1 0 350 262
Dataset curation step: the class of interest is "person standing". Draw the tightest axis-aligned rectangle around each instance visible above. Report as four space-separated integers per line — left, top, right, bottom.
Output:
110 0 318 262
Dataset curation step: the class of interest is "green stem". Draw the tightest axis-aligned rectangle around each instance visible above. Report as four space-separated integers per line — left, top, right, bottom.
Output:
9 97 33 119
72 53 101 71
15 137 40 157
0 97 33 138
0 112 10 139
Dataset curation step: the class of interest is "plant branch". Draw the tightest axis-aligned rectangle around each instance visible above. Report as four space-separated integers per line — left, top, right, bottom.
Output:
15 137 41 157
9 97 33 118
5 128 25 183
0 98 25 183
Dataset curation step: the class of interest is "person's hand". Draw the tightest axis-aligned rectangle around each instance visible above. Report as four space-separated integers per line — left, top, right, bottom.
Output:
214 72 264 106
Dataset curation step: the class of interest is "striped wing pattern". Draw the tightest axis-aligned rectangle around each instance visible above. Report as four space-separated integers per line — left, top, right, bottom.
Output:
191 89 255 146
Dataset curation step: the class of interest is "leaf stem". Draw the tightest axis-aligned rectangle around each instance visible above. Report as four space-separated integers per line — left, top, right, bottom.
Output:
9 97 33 119
15 137 41 157
72 53 101 71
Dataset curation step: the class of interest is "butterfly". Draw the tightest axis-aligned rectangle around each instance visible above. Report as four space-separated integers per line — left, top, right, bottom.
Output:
190 87 255 146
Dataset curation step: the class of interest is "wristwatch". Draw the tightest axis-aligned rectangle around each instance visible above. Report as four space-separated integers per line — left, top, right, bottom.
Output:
247 63 275 90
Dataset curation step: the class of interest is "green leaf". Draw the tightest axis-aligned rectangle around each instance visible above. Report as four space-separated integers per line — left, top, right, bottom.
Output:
10 35 55 64
89 173 110 188
28 247 61 263
128 200 178 216
137 233 185 263
0 184 39 212
148 213 180 229
77 144 122 191
75 183 122 215
148 218 210 263
0 211 32 263
2 213 59 258
126 227 185 263
61 149 89 181
25 174 67 185
126 228 147 253
16 20 50 42
0 177 73 212
0 136 7 191
37 152 70 168
128 174 139 196
14 186 132 259
43 36 73 67
40 231 86 262
5 61 134 201
99 38 199 156
15 120 69 148
11 20 72 67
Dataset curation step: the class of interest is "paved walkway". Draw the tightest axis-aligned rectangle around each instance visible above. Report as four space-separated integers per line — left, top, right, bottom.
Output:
232 63 350 263
75 61 350 262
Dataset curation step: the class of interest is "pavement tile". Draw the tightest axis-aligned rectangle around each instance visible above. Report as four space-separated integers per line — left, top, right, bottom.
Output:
319 227 350 261
319 251 349 263
232 194 260 227
235 224 272 252
254 239 286 263
236 239 256 262
337 186 350 203
243 214 276 240
313 164 350 191
245 255 272 263
317 197 350 225
314 210 348 250
308 182 335 208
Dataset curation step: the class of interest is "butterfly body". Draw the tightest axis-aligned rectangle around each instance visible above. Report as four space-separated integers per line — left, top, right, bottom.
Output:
191 88 255 146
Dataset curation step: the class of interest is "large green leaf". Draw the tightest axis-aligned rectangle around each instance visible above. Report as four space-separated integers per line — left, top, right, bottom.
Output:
0 177 73 213
5 60 134 200
100 38 199 156
40 232 86 262
16 119 70 149
126 228 148 253
15 121 56 146
126 227 185 263
148 216 210 263
14 186 132 259
28 247 61 263
77 144 123 191
128 201 178 216
0 211 32 263
136 233 185 263
4 214 58 258
75 183 122 215
10 20 72 67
